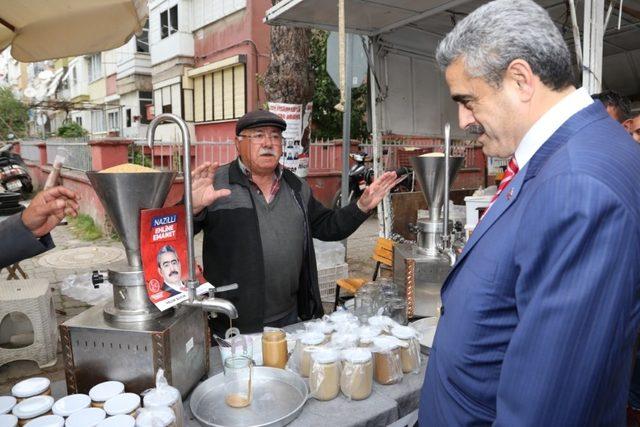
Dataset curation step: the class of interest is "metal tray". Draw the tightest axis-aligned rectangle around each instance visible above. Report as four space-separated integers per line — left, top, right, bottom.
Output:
410 317 439 355
190 367 308 427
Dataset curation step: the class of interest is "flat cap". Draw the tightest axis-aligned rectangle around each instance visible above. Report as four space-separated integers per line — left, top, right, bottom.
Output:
235 110 287 135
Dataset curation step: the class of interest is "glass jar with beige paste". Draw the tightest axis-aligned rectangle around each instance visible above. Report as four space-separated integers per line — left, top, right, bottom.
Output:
309 349 340 401
372 336 403 385
340 348 374 400
262 329 288 369
298 332 325 377
391 325 421 374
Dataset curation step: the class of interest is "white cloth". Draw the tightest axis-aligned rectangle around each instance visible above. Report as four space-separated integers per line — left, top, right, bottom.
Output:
514 87 593 168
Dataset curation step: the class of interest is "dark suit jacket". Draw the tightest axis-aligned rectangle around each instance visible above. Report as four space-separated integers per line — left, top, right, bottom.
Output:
0 213 54 268
420 102 640 426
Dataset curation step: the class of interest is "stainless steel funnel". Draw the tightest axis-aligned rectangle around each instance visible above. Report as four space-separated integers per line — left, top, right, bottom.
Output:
86 171 177 267
411 155 463 221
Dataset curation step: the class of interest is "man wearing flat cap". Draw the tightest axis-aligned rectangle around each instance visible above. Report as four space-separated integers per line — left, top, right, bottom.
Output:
190 110 398 334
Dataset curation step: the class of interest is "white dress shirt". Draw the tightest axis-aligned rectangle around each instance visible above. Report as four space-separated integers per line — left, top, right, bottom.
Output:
514 87 593 168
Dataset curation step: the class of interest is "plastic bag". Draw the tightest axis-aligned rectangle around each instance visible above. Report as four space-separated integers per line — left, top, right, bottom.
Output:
142 369 183 427
340 348 373 401
329 331 359 350
60 271 112 305
135 406 176 427
286 331 325 377
357 325 382 347
309 349 341 401
371 336 404 385
219 327 254 366
391 325 422 374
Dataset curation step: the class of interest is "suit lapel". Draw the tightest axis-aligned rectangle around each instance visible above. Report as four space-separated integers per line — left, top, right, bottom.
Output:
455 163 528 267
441 101 608 293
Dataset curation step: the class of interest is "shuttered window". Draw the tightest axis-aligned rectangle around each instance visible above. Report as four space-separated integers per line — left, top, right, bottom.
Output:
190 64 246 123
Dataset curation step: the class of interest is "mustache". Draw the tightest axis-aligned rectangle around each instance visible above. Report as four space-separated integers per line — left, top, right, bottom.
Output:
466 124 485 136
259 148 277 156
169 271 179 276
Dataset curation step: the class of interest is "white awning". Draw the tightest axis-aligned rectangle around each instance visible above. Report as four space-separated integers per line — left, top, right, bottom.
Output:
0 0 148 62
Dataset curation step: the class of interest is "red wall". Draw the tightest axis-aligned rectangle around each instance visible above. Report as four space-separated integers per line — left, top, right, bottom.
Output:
192 0 272 141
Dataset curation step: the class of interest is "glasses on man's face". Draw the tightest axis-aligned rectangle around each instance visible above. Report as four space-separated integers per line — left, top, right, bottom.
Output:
239 132 283 143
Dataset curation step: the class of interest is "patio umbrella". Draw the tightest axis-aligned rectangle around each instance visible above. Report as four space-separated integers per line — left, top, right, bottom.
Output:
0 0 148 62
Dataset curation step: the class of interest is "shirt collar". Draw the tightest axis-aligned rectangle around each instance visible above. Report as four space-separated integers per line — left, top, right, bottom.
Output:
237 157 283 182
514 87 593 168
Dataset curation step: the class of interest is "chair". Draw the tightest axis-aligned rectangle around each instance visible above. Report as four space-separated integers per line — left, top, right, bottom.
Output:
0 279 58 369
333 237 394 310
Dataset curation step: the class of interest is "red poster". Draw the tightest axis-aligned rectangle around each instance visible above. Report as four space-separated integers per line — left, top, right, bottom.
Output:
139 206 189 311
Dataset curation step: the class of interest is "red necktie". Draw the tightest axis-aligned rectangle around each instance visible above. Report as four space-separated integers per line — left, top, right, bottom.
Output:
481 157 519 220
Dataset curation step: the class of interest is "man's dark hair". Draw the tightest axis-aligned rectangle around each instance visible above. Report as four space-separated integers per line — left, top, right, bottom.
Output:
591 90 631 122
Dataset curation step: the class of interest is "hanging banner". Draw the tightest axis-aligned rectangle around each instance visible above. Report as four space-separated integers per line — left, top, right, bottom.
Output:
268 102 313 178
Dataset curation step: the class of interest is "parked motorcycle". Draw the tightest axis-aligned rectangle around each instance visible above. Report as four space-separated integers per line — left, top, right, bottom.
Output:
0 141 33 196
332 150 412 208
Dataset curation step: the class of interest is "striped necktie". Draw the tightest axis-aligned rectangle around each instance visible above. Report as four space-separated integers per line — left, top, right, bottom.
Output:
481 157 519 220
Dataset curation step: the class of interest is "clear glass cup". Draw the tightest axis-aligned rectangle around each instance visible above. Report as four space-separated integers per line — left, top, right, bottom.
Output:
224 356 253 408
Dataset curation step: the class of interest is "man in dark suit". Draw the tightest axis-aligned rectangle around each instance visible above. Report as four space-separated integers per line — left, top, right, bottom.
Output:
156 245 186 297
419 0 640 425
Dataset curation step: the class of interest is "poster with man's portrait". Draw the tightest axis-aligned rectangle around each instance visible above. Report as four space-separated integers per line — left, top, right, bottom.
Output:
140 206 189 311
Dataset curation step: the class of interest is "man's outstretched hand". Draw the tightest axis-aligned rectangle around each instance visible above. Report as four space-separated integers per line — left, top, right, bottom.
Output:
191 162 231 215
21 186 80 238
356 171 399 213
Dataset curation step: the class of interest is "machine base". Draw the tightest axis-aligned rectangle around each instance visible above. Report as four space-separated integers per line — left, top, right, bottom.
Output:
60 303 210 398
393 242 451 318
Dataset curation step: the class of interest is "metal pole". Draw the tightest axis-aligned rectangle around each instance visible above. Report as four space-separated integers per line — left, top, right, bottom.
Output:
582 0 604 93
147 113 198 300
443 123 451 240
341 34 353 209
369 37 385 238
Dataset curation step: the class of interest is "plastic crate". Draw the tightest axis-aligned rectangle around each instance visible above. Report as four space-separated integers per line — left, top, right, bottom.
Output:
317 262 348 302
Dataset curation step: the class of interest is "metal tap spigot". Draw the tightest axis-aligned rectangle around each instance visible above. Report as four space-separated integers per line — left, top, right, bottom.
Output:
147 114 239 318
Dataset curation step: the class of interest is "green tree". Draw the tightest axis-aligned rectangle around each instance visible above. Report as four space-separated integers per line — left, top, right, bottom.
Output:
57 121 88 137
0 87 29 139
309 30 369 141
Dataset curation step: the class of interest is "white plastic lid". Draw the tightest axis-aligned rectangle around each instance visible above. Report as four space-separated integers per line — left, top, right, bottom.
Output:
367 315 394 328
65 407 106 427
0 414 17 427
103 393 140 416
311 348 339 364
342 348 372 364
307 321 334 335
329 310 356 323
11 378 50 398
88 381 124 403
135 407 175 427
23 415 64 427
12 396 54 419
372 335 404 351
391 325 418 340
359 326 382 341
0 396 17 414
51 394 90 417
300 331 324 346
96 414 135 427
142 387 179 408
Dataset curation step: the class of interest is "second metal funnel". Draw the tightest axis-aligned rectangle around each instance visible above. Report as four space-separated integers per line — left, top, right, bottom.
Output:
87 171 177 267
411 154 463 221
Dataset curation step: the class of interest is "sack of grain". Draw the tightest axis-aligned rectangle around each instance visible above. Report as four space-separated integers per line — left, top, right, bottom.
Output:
99 163 158 173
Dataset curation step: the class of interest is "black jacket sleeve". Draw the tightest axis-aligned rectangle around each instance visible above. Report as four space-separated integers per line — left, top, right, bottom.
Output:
307 193 371 241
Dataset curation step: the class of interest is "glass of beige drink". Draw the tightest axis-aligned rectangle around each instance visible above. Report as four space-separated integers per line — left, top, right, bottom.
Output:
224 356 253 408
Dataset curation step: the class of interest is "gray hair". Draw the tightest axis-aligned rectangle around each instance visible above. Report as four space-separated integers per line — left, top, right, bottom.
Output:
436 0 574 90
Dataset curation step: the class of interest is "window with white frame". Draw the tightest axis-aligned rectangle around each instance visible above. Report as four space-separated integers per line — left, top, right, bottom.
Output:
107 111 120 131
88 54 102 82
136 20 149 53
75 117 82 126
91 110 106 133
160 5 178 39
187 64 246 123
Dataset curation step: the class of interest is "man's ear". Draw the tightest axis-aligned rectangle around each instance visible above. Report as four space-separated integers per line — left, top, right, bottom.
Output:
504 59 535 102
623 119 632 132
